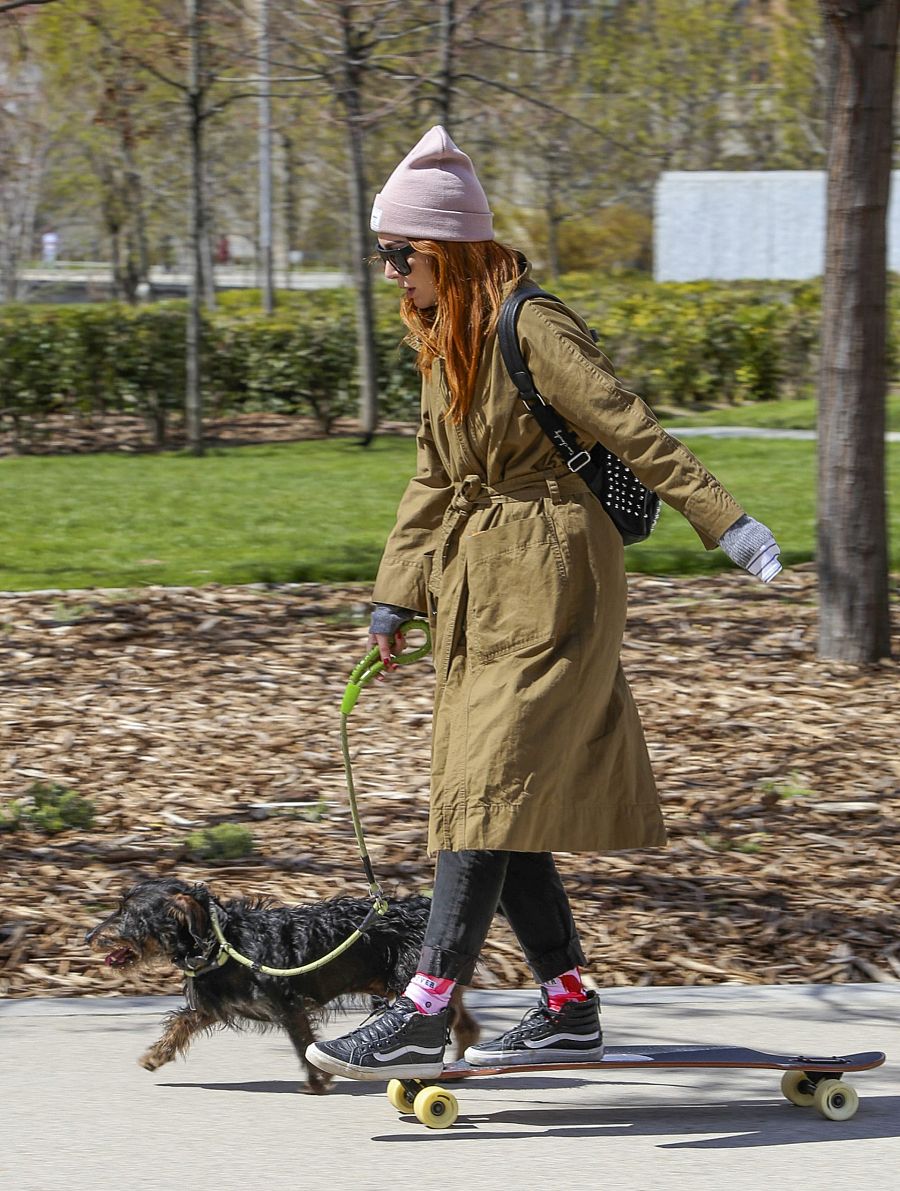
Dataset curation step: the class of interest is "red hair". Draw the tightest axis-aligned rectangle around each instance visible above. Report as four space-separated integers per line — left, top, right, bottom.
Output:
400 240 525 423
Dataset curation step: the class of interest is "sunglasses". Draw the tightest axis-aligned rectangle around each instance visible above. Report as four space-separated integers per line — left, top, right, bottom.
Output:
373 242 415 275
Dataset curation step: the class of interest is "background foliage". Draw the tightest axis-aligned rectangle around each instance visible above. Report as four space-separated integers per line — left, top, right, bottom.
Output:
1 0 831 292
0 277 855 445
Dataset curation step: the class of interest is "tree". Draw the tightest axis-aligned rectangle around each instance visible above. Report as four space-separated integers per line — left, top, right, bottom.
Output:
0 40 50 300
816 0 897 662
269 0 436 442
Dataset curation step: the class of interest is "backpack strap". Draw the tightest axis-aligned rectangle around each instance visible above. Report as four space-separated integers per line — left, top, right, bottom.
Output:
497 286 601 485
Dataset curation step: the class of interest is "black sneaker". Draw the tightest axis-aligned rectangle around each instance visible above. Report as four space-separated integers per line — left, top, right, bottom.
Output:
464 990 604 1066
305 997 448 1081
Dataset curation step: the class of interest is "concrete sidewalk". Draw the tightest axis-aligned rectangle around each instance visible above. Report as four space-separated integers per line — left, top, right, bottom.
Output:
1 985 896 1191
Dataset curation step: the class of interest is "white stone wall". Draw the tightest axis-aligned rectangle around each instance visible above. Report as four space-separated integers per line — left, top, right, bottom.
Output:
654 170 900 281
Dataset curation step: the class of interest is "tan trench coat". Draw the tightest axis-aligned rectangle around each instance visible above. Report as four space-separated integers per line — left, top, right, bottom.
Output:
372 294 745 855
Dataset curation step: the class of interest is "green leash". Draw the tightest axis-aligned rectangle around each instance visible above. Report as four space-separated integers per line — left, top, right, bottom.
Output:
193 620 432 980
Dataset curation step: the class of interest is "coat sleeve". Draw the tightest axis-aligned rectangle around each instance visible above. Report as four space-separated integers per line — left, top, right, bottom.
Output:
518 300 745 549
371 403 454 612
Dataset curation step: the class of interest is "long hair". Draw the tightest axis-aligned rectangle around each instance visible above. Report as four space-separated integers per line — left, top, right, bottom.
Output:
400 239 525 423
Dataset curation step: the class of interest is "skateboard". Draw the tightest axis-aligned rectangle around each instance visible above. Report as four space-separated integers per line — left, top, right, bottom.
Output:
385 1044 886 1129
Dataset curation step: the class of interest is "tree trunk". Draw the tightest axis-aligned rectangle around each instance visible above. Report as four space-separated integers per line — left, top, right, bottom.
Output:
438 0 456 132
185 0 205 455
123 148 151 295
817 0 897 661
339 8 378 442
346 118 379 442
281 130 299 275
258 0 274 313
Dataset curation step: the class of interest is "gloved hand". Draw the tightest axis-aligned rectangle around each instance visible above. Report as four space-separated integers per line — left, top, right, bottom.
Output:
368 603 417 671
369 603 415 639
718 515 782 582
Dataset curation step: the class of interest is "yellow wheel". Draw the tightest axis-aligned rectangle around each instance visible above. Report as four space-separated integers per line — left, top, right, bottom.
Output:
413 1085 459 1129
781 1070 816 1107
813 1078 859 1121
386 1079 416 1113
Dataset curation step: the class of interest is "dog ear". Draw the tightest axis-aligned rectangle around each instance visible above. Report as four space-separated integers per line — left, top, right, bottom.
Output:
169 890 209 946
188 882 211 909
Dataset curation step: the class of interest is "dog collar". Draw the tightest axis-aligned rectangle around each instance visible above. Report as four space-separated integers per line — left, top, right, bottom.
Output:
181 908 231 979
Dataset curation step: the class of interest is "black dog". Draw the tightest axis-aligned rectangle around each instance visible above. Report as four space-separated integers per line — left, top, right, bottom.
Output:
86 876 478 1093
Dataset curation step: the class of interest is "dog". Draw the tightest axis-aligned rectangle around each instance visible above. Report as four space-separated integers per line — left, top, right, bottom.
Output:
85 876 479 1093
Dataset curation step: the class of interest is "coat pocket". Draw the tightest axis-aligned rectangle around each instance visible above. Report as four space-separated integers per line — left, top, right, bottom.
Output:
465 512 568 663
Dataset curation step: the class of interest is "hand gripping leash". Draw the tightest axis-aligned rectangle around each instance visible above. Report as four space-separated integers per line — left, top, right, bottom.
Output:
198 621 432 980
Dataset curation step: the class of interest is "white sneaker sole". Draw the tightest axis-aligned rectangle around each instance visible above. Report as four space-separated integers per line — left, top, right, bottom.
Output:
306 1043 445 1082
463 1044 606 1067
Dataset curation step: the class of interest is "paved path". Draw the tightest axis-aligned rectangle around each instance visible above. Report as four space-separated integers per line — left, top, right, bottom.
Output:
673 426 900 442
19 265 351 296
1 985 895 1191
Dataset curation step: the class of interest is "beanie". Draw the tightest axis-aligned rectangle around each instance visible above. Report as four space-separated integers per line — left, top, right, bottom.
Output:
370 125 493 242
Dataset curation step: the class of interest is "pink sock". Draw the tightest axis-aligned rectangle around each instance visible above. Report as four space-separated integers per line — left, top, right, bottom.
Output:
404 971 456 1014
542 967 587 1012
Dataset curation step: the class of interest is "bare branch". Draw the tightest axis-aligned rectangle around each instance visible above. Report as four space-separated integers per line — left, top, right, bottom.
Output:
78 12 186 93
0 0 63 12
454 71 661 159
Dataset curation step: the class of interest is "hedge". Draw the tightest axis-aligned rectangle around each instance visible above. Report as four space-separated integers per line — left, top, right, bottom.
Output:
1 276 890 446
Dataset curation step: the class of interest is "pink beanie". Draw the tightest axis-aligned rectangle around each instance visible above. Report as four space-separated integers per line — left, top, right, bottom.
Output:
371 125 493 242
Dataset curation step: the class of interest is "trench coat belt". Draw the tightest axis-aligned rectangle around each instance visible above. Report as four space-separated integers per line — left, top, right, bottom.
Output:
429 469 586 603
447 469 585 519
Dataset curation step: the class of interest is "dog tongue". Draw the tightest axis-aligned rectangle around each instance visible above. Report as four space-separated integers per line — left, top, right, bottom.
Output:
105 948 132 968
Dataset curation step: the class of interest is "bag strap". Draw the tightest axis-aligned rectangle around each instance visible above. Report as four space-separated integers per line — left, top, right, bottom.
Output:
497 286 601 485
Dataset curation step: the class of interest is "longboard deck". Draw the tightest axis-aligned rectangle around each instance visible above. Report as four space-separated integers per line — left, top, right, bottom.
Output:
439 1045 886 1081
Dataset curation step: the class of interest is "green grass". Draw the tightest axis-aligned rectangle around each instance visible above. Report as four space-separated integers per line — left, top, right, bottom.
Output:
1 436 899 590
0 439 413 590
660 391 900 432
627 436 900 574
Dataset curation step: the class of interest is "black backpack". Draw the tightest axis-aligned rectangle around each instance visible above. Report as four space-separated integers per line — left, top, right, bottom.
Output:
498 285 660 546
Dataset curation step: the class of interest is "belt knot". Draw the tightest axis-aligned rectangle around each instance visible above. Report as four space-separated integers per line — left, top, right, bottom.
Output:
449 474 484 515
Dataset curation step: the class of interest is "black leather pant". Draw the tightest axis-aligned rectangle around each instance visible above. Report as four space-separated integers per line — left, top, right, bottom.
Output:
417 850 586 984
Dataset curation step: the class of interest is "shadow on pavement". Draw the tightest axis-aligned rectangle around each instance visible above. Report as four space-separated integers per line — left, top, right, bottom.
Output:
369 1094 900 1148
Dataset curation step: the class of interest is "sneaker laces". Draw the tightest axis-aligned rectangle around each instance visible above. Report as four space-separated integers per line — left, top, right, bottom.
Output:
345 996 416 1047
501 1002 555 1043
344 995 454 1050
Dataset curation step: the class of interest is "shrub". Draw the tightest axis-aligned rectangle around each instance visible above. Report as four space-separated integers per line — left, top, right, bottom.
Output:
1 275 874 442
0 782 96 834
183 823 255 861
556 207 653 273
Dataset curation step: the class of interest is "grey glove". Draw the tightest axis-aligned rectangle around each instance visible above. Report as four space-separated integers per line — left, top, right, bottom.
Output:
718 515 782 582
369 603 415 638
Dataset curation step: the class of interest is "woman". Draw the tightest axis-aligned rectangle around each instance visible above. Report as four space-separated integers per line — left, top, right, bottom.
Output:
307 127 781 1082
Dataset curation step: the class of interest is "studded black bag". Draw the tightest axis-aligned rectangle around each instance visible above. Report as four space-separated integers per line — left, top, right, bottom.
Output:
498 286 660 546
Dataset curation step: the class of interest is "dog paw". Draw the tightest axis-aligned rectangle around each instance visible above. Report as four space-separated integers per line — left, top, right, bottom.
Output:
303 1077 334 1096
138 1052 164 1071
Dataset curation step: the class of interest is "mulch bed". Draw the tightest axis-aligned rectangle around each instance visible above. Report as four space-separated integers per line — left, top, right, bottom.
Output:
0 412 415 456
1 569 898 999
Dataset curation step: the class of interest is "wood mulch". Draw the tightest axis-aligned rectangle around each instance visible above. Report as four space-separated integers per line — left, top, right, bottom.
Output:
0 412 415 456
1 569 898 1000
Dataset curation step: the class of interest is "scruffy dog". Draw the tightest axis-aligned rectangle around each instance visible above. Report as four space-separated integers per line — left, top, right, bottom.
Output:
86 876 478 1093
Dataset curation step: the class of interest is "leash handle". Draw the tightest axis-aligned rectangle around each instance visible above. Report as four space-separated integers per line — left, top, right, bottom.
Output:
341 619 431 714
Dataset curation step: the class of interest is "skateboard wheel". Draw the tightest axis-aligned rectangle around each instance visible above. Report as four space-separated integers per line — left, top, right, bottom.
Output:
413 1085 459 1129
781 1070 816 1107
387 1079 416 1113
813 1078 859 1121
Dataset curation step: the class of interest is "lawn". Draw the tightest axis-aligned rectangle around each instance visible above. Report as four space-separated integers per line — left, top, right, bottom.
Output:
2 435 898 590
659 390 900 432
